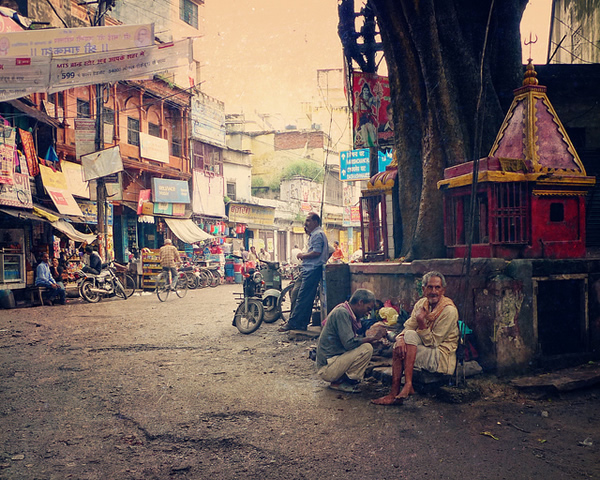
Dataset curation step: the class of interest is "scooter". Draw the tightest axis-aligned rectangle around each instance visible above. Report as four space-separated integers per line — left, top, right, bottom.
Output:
231 256 281 334
78 262 128 303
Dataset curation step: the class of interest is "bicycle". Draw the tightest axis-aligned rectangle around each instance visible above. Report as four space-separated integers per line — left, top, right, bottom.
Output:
155 268 188 302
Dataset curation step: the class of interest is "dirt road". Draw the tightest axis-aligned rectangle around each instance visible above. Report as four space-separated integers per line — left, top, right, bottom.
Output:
1 284 598 479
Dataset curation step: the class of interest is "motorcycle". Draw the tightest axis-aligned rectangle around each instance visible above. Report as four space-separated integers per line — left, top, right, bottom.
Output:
78 261 131 303
231 256 282 334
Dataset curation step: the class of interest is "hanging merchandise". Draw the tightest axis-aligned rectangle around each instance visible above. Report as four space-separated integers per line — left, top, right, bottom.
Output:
18 129 39 176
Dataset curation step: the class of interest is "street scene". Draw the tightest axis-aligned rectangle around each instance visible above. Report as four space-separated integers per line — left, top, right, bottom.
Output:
1 288 599 479
1 0 600 479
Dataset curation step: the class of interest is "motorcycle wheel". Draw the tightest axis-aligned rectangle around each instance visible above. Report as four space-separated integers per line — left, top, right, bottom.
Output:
175 273 188 298
80 279 101 303
262 295 281 323
156 273 170 302
277 283 295 322
209 269 220 288
233 299 264 334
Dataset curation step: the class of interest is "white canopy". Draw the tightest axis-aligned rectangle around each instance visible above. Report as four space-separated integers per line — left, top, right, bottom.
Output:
165 218 214 244
52 219 97 243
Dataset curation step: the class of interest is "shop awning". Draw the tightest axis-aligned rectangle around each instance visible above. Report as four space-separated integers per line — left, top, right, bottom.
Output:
5 99 61 128
51 219 97 243
165 218 214 244
0 207 50 223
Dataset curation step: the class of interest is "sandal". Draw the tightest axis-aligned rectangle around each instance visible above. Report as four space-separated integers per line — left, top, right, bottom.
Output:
328 381 362 393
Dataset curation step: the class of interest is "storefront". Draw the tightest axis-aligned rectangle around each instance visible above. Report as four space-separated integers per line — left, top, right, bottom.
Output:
227 202 276 255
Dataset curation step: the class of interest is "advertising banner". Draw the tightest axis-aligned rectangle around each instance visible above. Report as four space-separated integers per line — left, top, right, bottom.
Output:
152 178 190 204
0 56 51 88
137 189 151 215
351 72 392 149
39 164 68 190
46 187 84 217
0 143 14 185
76 200 113 225
0 172 32 208
75 118 96 159
81 145 124 181
190 92 226 147
0 24 154 57
140 132 169 163
48 40 191 93
339 148 370 181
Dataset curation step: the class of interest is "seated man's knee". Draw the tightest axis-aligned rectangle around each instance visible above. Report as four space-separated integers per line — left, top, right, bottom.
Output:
403 330 420 346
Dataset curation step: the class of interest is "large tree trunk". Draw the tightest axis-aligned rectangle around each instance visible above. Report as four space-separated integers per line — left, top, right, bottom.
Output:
370 0 528 259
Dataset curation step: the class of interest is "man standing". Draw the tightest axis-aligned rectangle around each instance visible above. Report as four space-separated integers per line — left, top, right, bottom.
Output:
159 238 180 286
35 252 66 305
279 212 328 332
317 289 385 392
372 271 459 405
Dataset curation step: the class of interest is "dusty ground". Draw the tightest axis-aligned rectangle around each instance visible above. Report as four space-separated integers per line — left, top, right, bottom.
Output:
0 283 598 479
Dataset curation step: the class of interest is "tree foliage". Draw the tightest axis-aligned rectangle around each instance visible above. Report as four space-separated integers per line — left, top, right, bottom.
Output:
281 161 324 183
364 0 528 259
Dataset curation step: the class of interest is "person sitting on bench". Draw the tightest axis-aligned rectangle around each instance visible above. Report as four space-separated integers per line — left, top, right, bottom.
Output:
35 252 66 306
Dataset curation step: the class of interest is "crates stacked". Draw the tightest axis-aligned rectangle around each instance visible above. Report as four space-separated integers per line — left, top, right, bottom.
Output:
224 258 235 283
233 257 243 284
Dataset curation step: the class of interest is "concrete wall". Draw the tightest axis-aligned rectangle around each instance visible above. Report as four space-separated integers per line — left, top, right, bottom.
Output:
343 258 600 375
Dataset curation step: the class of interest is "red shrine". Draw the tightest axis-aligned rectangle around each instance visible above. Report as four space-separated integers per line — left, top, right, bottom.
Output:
439 61 596 259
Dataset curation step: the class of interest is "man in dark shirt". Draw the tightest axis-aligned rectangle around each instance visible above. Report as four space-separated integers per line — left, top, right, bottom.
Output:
316 289 385 393
82 246 102 275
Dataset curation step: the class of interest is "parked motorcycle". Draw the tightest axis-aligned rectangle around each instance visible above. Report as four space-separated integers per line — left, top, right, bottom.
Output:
78 262 134 303
231 256 281 334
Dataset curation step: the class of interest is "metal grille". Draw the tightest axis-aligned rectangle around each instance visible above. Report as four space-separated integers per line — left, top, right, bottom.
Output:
491 182 529 244
359 194 388 261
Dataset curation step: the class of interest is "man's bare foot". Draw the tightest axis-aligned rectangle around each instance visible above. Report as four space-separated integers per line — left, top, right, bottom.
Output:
371 394 404 406
396 384 416 399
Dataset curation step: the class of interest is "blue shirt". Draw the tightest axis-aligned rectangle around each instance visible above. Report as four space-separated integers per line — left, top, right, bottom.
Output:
35 261 56 287
302 226 328 272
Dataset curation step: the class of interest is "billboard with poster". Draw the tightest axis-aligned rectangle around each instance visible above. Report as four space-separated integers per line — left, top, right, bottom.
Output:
351 72 392 149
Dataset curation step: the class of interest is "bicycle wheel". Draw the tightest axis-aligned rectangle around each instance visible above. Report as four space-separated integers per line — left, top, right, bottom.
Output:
175 272 188 298
233 299 264 334
277 283 295 322
197 270 211 288
209 269 220 288
119 274 136 298
156 273 170 302
185 272 198 290
115 278 127 299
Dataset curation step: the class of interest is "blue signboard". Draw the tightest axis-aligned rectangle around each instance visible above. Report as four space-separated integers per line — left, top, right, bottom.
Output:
340 148 370 181
152 178 190 204
378 149 393 172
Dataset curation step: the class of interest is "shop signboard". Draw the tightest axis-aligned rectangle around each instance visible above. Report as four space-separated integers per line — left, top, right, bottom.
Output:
190 92 226 147
154 202 173 215
62 161 89 199
81 145 123 181
140 132 169 163
39 164 68 190
339 148 370 181
46 187 84 217
228 203 275 226
0 24 154 57
152 178 190 204
76 200 113 225
137 189 152 215
0 173 32 208
75 118 96 159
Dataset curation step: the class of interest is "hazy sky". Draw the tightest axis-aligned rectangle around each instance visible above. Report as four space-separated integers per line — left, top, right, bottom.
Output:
199 0 553 121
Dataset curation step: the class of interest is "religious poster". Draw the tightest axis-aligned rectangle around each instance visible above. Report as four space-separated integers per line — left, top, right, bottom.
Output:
351 72 391 149
18 128 39 176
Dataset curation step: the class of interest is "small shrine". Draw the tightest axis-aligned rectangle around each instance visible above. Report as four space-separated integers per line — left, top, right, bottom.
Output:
359 158 397 261
438 61 596 259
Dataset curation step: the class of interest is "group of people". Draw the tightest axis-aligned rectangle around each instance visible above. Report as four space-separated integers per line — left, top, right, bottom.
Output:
276 212 459 404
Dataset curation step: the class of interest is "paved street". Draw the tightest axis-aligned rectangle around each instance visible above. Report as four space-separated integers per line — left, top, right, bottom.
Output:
1 284 599 479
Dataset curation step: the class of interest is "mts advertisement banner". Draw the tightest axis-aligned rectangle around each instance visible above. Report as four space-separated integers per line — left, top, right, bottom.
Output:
340 149 370 181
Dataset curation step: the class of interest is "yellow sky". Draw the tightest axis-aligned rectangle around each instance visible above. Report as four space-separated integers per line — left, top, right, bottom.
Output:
200 0 554 120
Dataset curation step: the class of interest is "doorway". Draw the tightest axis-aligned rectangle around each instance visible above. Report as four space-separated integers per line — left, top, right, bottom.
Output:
534 276 588 356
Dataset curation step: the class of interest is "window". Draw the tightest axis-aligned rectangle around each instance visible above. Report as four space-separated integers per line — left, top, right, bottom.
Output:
148 122 161 138
192 140 223 175
550 203 564 222
227 182 236 201
77 99 90 118
103 107 115 125
127 117 140 146
180 0 198 28
492 182 529 244
169 114 182 157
